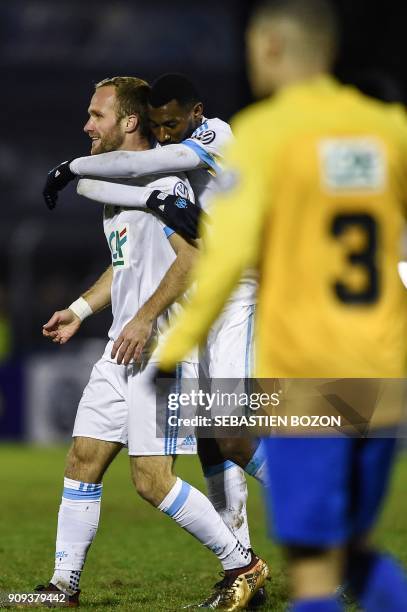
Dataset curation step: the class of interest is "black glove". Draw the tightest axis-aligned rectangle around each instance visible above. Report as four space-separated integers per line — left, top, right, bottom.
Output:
146 190 209 240
43 160 76 210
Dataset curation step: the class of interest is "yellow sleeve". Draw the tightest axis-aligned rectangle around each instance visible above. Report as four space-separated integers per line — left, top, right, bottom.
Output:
158 115 270 371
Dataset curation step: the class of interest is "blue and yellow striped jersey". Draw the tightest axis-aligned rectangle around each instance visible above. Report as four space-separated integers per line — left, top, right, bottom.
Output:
159 75 407 377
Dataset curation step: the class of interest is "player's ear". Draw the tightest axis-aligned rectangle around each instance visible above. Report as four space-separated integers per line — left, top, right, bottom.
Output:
264 23 284 61
124 114 139 133
192 102 203 121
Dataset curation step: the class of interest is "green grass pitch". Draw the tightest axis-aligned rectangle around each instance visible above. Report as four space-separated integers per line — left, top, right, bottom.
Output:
0 445 406 611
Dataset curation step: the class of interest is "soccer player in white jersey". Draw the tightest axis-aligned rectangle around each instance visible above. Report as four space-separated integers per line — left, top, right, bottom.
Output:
38 76 268 610
43 74 269 608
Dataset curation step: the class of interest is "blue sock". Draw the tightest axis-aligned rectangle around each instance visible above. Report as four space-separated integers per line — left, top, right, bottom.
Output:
347 551 407 611
244 441 268 485
291 596 343 611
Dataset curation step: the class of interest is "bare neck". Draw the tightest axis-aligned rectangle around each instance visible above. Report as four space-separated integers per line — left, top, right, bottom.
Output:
273 60 330 93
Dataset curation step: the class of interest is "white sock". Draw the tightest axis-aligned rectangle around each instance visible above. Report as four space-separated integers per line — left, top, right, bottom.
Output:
204 461 251 550
244 441 268 486
51 478 102 595
158 478 251 570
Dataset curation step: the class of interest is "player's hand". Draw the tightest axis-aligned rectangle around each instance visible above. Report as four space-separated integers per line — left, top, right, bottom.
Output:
42 308 81 344
146 190 208 240
111 313 154 365
43 160 76 210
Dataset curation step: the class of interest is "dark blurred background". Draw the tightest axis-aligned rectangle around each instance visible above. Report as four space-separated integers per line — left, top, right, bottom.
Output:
1 0 406 440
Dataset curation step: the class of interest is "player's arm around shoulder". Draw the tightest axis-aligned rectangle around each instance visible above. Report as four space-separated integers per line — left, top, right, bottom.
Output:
70 143 202 180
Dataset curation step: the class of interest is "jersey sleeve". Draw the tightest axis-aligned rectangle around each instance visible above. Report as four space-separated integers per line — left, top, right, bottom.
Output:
147 174 194 239
77 178 152 207
146 174 195 203
70 144 201 179
182 118 233 174
158 114 271 370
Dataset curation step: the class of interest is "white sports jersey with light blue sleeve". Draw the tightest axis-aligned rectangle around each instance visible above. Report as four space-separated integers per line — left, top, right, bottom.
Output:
73 171 198 456
182 117 257 308
182 117 231 210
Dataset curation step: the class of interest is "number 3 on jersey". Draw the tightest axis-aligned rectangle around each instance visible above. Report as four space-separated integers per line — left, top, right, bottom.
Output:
331 212 379 304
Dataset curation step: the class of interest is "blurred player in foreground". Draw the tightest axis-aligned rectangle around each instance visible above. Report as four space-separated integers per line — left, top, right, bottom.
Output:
154 0 407 610
38 76 268 610
44 74 270 608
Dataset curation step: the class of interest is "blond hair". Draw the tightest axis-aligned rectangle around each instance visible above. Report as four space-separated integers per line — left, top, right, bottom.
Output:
96 76 151 138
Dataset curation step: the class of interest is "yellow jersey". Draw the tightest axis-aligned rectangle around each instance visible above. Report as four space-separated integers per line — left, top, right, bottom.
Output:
158 75 407 378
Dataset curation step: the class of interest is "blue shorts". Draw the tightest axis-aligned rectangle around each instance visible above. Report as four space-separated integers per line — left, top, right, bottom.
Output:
263 436 397 547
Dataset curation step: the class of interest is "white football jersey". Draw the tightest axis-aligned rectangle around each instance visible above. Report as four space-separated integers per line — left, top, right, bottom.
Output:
182 117 257 306
103 173 195 362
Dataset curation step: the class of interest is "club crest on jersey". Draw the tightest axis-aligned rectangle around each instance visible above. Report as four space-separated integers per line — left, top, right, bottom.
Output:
175 197 187 209
319 138 386 192
109 223 130 268
173 181 190 198
193 130 216 145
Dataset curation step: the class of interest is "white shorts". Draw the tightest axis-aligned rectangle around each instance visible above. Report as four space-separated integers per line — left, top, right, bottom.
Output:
73 341 198 455
201 303 256 378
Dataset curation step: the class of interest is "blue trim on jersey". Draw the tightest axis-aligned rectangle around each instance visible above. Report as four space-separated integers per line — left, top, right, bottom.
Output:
192 120 209 136
63 486 102 501
171 363 182 453
245 305 255 378
164 363 182 455
203 460 236 477
164 388 171 455
164 379 173 455
164 226 175 238
245 442 266 477
244 305 255 411
165 480 191 517
182 139 221 174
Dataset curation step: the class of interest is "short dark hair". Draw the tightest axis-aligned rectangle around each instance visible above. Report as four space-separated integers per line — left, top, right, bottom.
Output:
250 0 339 63
149 73 200 109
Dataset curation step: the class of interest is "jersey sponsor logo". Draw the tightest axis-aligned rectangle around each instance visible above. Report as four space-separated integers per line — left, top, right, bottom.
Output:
319 138 386 192
109 223 129 268
193 129 216 145
173 181 190 198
